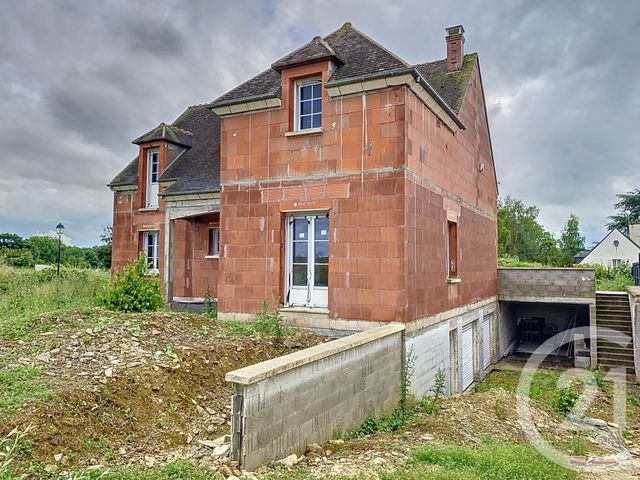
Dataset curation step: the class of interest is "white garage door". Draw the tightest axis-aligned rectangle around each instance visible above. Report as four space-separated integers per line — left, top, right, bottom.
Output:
461 323 474 391
482 315 491 369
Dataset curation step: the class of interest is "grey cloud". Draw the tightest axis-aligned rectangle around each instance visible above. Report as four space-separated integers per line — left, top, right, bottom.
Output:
1 0 639 246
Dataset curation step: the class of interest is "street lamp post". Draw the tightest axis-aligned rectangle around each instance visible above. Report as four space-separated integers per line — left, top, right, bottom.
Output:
56 223 65 276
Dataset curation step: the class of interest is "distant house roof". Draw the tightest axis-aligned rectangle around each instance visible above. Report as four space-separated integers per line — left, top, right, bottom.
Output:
108 105 220 194
209 22 476 116
580 228 640 264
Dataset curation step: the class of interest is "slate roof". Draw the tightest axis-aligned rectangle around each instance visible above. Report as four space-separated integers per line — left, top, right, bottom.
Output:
108 156 139 187
209 22 476 116
160 106 220 196
133 122 194 147
415 53 477 113
108 105 220 194
271 36 342 71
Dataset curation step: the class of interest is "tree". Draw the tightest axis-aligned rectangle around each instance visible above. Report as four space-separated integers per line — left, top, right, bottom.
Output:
538 230 560 266
498 196 547 262
0 233 26 250
607 189 640 234
558 214 585 266
95 225 112 269
26 235 60 264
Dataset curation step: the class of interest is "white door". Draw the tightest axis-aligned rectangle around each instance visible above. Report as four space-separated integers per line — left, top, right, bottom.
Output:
461 323 474 391
146 149 159 208
286 214 329 308
482 314 491 369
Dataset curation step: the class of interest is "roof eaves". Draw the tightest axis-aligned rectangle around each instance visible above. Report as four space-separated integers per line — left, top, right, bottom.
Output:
160 188 221 198
326 66 465 129
208 91 280 109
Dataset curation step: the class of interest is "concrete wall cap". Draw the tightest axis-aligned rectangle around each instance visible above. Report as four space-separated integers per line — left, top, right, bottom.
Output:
225 323 405 385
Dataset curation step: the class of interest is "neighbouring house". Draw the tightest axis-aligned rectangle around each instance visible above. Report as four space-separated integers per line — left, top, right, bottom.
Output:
579 226 640 267
109 23 498 394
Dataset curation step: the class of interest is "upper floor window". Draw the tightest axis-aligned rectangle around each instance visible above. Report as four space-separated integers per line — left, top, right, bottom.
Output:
207 227 220 257
146 148 159 208
295 79 322 131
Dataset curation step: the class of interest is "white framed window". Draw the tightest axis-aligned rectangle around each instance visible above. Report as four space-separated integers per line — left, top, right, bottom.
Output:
612 258 622 268
142 231 159 272
207 227 220 257
294 78 322 131
146 148 159 208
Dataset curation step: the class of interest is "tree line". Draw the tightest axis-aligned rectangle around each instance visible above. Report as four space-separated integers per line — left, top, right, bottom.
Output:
498 189 640 267
0 226 112 269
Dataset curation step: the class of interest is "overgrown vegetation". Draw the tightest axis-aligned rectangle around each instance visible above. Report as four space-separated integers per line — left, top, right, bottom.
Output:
589 262 635 291
100 254 164 313
0 266 108 338
417 368 446 415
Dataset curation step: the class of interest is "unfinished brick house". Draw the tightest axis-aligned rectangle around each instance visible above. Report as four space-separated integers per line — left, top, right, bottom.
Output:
110 23 498 394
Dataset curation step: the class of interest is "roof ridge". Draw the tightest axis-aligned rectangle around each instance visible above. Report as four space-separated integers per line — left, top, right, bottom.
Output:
324 22 410 68
414 52 477 69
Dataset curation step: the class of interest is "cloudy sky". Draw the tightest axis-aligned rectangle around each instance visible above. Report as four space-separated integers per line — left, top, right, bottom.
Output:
1 0 638 246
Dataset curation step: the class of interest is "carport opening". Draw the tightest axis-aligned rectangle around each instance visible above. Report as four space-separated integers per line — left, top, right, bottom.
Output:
499 301 591 367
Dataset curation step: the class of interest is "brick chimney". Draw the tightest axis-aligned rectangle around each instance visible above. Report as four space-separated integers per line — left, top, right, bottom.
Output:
445 25 465 72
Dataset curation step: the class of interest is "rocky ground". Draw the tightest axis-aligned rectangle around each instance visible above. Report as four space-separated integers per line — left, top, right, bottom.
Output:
0 309 326 478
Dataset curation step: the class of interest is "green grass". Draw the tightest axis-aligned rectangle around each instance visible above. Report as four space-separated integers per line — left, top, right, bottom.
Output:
16 461 220 480
0 266 109 338
387 442 577 480
0 366 51 412
265 442 576 480
475 370 560 407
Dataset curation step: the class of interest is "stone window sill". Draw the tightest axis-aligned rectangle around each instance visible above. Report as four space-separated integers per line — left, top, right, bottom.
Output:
139 207 159 212
284 127 323 138
204 255 219 259
447 277 461 284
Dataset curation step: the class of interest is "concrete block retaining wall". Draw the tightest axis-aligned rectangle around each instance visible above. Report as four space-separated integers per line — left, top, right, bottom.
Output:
498 267 595 303
407 322 450 396
225 299 498 470
226 324 405 471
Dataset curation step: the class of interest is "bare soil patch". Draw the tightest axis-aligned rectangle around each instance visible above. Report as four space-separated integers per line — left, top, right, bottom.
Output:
0 309 326 476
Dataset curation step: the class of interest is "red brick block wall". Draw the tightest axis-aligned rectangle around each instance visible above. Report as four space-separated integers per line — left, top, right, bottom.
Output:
172 214 219 299
404 60 498 320
218 58 497 323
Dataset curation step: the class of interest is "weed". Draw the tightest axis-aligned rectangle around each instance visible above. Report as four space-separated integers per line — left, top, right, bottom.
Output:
254 301 286 341
418 368 447 415
552 384 579 416
494 399 509 421
587 366 606 391
0 426 34 476
203 284 217 319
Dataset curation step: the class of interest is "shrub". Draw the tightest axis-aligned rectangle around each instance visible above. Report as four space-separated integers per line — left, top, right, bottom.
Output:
100 254 164 313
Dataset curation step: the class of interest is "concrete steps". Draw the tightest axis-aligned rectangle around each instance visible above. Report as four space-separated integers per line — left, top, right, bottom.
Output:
595 293 635 373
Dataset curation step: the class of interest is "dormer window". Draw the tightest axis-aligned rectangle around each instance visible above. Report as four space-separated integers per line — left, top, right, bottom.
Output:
295 78 322 131
146 148 159 208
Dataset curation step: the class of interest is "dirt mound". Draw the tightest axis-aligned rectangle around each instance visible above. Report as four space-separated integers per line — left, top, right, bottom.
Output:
0 309 326 475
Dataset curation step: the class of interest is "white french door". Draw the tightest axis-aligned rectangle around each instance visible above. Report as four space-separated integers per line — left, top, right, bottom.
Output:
285 213 329 308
